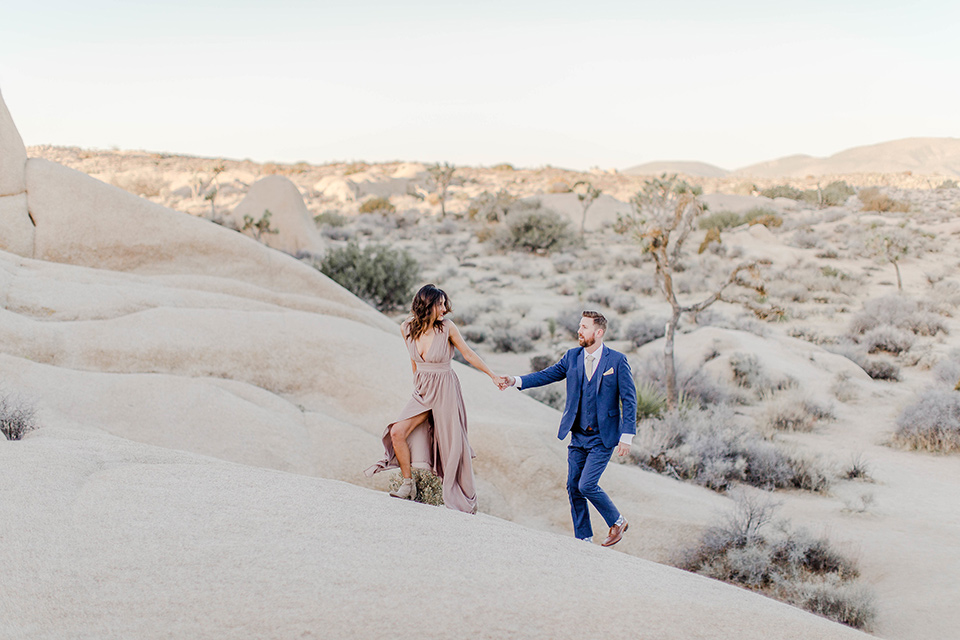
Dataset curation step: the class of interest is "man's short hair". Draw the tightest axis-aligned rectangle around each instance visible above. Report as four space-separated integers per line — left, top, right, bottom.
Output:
582 310 607 333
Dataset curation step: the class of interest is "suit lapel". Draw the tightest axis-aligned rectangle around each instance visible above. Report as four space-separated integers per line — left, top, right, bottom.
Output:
575 348 585 391
593 349 608 393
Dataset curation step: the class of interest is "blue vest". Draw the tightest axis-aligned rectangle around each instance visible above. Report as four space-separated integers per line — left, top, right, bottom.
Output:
576 372 599 432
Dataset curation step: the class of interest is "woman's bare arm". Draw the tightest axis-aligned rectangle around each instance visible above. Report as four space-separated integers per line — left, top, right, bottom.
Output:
448 321 499 381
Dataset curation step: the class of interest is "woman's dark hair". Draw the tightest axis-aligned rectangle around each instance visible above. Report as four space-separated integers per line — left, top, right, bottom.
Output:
407 284 451 340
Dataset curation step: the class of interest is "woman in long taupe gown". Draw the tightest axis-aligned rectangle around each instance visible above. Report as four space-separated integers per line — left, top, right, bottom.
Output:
365 284 502 513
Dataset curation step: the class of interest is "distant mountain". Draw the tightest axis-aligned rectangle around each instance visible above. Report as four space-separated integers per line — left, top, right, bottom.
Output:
622 160 728 178
734 138 960 178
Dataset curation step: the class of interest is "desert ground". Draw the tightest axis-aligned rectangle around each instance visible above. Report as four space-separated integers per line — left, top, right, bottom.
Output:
3 87 959 639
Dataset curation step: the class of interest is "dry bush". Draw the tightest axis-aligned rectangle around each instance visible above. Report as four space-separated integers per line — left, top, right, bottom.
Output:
849 295 947 338
858 187 910 213
826 342 902 382
728 353 796 399
494 206 575 254
933 349 960 388
358 196 395 214
0 393 38 441
388 469 444 506
761 392 835 433
760 185 804 200
678 491 875 630
488 326 534 353
894 390 960 452
635 353 729 407
634 406 830 492
859 325 915 355
830 372 859 403
623 316 668 349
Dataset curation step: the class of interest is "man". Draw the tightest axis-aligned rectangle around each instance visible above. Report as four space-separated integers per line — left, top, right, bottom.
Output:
500 310 637 546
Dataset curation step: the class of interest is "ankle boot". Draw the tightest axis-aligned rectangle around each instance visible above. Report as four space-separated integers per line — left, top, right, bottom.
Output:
389 478 417 501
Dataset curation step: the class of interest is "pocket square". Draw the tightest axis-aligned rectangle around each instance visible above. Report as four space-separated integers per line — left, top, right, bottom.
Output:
602 367 614 376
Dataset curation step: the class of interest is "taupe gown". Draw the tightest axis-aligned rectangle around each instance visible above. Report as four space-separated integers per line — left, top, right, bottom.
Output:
364 318 478 514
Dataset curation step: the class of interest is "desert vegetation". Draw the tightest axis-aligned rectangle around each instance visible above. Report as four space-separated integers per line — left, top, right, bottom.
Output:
678 491 876 630
0 392 38 441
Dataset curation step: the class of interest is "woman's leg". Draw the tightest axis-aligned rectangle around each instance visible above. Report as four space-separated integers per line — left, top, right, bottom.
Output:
390 411 430 479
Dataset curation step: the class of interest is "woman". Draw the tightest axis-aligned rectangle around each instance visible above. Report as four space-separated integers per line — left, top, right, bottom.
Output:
365 284 501 513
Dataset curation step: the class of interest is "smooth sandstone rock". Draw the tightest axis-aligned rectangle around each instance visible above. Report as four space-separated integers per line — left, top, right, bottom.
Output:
0 432 873 640
0 88 27 197
230 175 326 256
23 159 392 332
0 193 33 257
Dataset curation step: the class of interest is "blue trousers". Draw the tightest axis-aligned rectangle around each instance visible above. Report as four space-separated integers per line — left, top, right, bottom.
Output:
567 430 620 539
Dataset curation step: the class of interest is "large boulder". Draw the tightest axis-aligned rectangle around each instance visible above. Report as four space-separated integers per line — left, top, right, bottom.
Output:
0 89 33 256
230 175 326 256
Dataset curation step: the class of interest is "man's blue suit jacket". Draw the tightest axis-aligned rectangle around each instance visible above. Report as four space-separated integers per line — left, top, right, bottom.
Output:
520 346 637 449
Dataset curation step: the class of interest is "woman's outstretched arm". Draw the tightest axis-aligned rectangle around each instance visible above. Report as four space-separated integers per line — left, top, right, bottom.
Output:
448 321 500 381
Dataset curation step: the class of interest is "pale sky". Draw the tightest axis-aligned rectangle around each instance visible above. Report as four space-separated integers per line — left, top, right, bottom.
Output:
1 0 957 171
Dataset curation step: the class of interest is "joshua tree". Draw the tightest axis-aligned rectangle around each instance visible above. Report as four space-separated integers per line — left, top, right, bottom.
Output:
428 162 456 217
865 224 920 292
617 174 779 409
573 180 601 236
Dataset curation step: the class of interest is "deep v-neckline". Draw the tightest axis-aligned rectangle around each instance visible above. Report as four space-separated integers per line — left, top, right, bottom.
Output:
415 322 444 361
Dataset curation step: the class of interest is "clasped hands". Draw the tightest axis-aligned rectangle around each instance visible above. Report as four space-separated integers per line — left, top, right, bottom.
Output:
492 375 514 390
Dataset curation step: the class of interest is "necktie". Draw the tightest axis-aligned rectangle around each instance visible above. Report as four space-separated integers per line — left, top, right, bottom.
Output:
585 354 595 381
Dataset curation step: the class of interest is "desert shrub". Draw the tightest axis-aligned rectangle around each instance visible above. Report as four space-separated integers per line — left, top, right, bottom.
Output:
0 393 38 441
316 242 419 312
860 326 915 355
489 326 534 353
858 187 910 213
635 381 669 420
849 296 947 338
728 353 796 398
585 288 615 307
761 392 834 433
842 452 872 480
826 342 902 381
461 327 486 343
678 492 874 629
548 181 571 193
494 206 575 254
491 163 515 171
830 372 859 403
789 229 825 249
801 181 855 207
937 179 958 189
315 211 349 227
760 185 804 200
894 389 960 452
552 253 577 274
620 272 657 295
635 406 829 492
742 207 782 227
358 196 395 214
612 294 639 314
698 210 743 231
623 317 667 349
467 189 515 222
933 349 960 387
529 354 554 372
555 307 585 338
635 353 728 407
388 469 444 506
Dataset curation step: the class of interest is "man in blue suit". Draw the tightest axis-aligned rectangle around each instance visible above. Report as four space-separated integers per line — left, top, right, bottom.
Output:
502 310 637 546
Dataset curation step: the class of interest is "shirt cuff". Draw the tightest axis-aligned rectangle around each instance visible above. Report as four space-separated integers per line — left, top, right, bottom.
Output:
619 433 634 445
512 375 523 390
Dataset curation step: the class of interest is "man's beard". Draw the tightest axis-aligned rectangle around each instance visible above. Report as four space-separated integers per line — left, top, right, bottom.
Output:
578 335 595 348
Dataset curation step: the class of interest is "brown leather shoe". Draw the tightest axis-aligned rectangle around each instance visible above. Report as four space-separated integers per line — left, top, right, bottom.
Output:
601 519 628 547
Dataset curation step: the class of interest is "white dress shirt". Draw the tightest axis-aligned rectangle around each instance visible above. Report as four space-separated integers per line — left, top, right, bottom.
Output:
513 342 633 446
